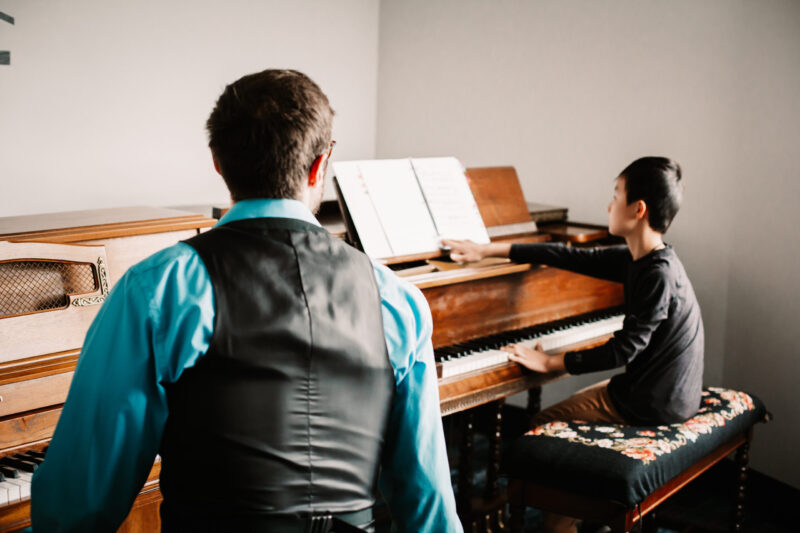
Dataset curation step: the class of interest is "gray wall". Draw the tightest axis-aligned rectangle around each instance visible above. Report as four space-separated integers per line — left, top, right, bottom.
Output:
377 0 800 487
0 0 379 216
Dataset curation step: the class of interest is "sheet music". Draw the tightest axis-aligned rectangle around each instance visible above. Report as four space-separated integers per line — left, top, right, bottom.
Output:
358 159 440 256
411 157 491 244
333 159 440 258
333 161 393 258
333 157 490 260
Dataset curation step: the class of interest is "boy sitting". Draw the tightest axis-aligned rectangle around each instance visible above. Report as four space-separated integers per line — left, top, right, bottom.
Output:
444 156 704 532
445 156 703 426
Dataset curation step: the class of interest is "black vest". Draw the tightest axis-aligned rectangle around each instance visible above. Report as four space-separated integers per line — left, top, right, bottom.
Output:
159 218 394 527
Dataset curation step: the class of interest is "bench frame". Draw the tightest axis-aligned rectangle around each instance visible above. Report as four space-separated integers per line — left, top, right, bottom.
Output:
508 428 752 532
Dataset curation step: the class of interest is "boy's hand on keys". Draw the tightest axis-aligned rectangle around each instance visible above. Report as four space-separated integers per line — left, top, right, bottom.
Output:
503 343 566 373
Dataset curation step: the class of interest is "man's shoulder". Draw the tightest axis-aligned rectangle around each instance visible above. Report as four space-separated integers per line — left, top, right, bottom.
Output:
119 242 204 298
370 260 432 338
128 241 198 277
370 261 428 308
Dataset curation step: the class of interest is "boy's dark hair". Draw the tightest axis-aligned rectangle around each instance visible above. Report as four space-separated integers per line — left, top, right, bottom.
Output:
620 157 683 233
206 69 334 201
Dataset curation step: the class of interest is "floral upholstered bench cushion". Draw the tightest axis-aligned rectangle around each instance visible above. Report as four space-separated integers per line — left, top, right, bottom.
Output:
503 388 767 508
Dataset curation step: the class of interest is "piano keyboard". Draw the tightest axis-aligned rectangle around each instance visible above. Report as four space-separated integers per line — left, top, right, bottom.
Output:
0 449 44 506
435 310 624 379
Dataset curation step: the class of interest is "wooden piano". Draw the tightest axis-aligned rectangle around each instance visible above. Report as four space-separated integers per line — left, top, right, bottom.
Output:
0 207 216 532
0 166 622 532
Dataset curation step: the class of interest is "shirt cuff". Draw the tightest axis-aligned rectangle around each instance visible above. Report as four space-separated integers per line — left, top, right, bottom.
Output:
508 243 529 263
564 351 587 375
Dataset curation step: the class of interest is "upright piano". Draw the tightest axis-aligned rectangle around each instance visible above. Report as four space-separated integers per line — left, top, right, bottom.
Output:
0 168 622 532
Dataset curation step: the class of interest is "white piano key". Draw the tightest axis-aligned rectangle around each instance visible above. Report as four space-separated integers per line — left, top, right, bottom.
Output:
0 481 20 503
440 314 624 379
0 486 8 506
3 476 30 499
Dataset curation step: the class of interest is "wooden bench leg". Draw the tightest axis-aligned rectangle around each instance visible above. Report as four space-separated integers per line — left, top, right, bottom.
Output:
732 440 750 532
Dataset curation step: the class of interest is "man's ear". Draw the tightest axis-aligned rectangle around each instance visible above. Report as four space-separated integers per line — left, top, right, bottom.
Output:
212 153 222 176
307 154 325 187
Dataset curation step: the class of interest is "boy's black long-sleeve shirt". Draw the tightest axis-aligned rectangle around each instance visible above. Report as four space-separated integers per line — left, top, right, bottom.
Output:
509 243 704 425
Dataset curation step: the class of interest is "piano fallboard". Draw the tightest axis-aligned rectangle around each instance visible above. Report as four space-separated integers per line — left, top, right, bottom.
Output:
415 263 623 349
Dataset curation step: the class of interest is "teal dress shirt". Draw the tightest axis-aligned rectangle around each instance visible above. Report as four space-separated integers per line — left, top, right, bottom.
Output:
30 199 462 533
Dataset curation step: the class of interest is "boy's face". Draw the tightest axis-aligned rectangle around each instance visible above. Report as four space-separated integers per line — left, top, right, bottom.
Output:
607 177 640 237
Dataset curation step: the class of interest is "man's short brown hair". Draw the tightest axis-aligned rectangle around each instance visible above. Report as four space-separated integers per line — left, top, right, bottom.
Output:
206 69 334 201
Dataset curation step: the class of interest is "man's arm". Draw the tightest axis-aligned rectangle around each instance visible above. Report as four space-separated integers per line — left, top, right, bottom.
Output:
372 264 462 533
31 245 213 532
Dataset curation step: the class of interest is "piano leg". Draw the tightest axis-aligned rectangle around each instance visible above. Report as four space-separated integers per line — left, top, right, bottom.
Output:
527 386 542 420
457 410 475 530
484 401 504 533
484 401 501 501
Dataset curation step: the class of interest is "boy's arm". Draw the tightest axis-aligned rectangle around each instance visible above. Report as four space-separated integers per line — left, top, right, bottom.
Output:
443 240 628 282
509 243 629 282
373 265 462 533
565 268 670 373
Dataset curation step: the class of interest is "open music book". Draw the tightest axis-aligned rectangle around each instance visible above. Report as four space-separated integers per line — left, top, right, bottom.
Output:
333 157 490 260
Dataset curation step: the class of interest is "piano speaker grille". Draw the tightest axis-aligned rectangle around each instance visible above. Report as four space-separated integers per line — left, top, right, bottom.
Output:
0 261 98 318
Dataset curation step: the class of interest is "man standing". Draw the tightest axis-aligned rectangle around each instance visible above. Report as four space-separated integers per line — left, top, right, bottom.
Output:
32 69 461 533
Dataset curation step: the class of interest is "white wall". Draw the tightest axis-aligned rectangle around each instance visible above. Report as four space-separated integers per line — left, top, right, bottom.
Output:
377 0 800 487
0 0 379 216
720 2 800 487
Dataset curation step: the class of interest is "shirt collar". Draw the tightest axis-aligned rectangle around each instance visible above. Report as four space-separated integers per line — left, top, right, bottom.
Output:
216 199 321 228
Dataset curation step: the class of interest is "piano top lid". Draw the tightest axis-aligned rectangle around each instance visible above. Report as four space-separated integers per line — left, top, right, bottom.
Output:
0 206 217 243
464 167 534 228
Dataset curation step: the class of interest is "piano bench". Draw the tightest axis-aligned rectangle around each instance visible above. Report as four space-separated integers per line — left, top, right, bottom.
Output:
504 388 769 533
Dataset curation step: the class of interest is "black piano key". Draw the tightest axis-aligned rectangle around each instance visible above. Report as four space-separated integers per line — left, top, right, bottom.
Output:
8 456 39 471
461 341 484 351
18 452 44 465
434 352 452 363
0 466 19 479
0 456 37 472
437 347 459 357
485 337 503 347
27 450 47 460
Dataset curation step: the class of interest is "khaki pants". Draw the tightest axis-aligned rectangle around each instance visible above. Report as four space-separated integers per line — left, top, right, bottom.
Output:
530 380 626 533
